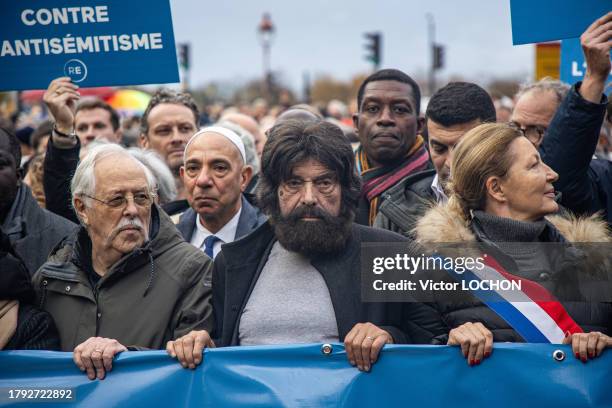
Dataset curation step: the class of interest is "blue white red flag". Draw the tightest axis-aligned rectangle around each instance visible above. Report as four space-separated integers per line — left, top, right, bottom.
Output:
442 254 583 343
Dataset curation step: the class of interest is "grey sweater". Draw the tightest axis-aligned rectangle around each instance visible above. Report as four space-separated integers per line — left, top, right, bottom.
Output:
238 241 339 346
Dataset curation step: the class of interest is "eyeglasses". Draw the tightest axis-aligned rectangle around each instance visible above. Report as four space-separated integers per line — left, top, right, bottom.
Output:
83 192 153 209
281 177 338 195
509 122 547 145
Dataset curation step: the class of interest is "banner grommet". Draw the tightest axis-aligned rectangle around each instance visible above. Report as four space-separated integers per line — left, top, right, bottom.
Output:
321 344 333 355
553 350 566 362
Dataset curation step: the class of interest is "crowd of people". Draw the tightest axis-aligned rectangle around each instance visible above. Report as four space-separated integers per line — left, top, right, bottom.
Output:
1 12 611 382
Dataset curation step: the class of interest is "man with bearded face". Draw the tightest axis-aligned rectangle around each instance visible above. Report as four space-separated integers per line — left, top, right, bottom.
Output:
166 120 449 373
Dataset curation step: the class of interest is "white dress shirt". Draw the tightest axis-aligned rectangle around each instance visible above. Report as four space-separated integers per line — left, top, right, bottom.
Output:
431 174 448 203
189 208 242 259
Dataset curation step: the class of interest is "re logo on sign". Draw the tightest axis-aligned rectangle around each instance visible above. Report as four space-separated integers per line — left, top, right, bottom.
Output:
63 59 88 83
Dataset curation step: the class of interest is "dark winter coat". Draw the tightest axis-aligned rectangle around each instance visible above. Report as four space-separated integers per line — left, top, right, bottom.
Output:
212 221 450 347
540 82 611 225
374 169 436 237
1 230 60 350
33 206 213 351
2 184 76 276
414 203 612 342
42 137 80 224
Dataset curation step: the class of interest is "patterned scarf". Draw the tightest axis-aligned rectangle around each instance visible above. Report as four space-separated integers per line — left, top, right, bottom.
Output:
356 135 430 225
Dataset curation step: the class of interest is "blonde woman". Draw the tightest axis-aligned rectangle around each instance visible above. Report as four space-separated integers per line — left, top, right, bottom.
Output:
415 123 612 365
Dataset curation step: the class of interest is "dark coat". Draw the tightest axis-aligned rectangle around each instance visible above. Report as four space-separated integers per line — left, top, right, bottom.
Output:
414 203 612 342
355 163 434 226
540 82 611 225
4 304 60 350
32 206 213 351
374 169 436 237
176 195 267 242
2 184 76 276
162 199 190 217
43 138 80 224
1 231 60 350
212 221 449 347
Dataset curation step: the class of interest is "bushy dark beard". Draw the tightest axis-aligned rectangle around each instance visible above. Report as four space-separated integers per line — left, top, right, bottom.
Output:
270 205 353 258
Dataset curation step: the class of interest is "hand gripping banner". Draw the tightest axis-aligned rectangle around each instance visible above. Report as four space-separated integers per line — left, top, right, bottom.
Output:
1 344 611 407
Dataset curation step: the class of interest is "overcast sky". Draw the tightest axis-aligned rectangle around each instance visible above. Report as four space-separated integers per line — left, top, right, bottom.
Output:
170 0 534 92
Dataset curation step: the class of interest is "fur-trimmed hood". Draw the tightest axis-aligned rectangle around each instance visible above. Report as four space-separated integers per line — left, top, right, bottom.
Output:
413 203 612 342
414 203 611 244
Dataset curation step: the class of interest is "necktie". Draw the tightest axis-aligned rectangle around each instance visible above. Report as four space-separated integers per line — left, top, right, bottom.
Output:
202 235 220 259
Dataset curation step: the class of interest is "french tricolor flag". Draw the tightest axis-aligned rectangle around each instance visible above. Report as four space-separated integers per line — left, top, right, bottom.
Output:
444 254 583 343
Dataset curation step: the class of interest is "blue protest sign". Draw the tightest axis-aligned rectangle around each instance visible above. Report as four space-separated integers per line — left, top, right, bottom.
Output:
561 39 612 93
0 1 180 91
510 0 610 45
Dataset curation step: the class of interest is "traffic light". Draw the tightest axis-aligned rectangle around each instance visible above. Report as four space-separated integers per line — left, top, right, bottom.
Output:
178 43 190 70
433 44 444 70
364 32 382 69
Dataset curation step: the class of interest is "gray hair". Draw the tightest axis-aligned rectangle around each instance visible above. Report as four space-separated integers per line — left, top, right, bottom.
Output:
71 144 157 210
78 140 174 204
127 147 177 204
516 77 571 105
215 120 260 174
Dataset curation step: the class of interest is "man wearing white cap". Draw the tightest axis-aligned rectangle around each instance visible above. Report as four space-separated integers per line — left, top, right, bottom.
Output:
176 127 267 259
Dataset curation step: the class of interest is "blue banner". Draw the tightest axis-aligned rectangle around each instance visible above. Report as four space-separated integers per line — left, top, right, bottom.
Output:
1 344 611 407
510 0 611 45
561 38 612 93
0 1 179 91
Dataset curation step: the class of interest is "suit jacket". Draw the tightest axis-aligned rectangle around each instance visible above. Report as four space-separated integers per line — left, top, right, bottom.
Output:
212 221 449 347
176 195 267 243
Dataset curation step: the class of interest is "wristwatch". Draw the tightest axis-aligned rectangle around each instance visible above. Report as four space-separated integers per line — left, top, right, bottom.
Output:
52 123 77 141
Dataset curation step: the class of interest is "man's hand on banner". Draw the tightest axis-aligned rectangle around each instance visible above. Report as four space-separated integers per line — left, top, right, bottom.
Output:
73 337 127 380
166 330 216 369
563 331 612 362
344 322 393 373
43 77 80 136
580 11 612 103
447 322 493 367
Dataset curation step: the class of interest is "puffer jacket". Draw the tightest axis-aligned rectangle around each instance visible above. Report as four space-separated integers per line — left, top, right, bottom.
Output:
32 206 213 351
414 203 612 342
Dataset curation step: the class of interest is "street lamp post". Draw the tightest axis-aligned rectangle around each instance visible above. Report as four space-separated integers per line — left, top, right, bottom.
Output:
426 13 436 96
258 13 275 101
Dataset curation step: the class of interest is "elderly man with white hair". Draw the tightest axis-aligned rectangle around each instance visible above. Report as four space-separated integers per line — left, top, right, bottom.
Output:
33 143 213 381
176 127 266 259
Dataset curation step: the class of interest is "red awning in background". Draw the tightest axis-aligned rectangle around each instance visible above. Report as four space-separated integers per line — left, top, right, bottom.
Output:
20 87 116 103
